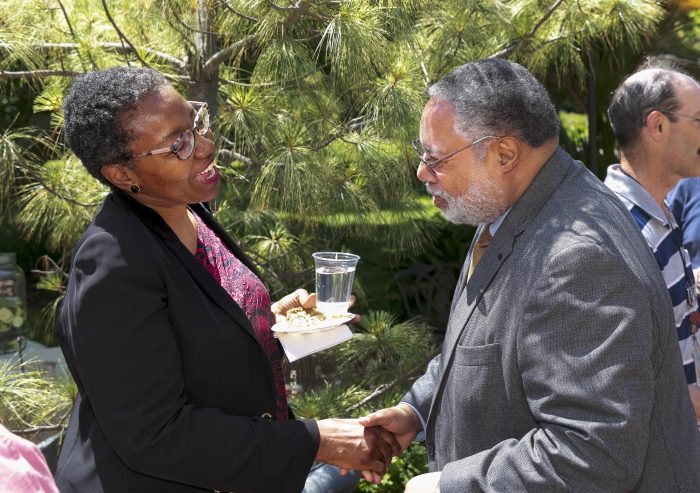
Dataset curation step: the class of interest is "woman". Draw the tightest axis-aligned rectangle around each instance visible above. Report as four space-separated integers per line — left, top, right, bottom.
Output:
55 67 395 493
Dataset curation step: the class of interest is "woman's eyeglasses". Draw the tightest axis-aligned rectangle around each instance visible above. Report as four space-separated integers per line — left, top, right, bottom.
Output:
132 101 210 161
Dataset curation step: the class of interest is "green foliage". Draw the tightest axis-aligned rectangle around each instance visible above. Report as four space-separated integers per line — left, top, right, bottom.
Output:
0 7 697 486
337 311 432 384
15 156 105 255
34 270 65 336
0 126 46 213
559 110 589 161
0 358 74 431
290 382 369 419
0 0 679 284
289 310 435 416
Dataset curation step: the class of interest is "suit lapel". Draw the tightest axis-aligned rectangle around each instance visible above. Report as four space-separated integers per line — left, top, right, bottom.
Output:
111 192 263 347
427 147 575 429
434 227 516 414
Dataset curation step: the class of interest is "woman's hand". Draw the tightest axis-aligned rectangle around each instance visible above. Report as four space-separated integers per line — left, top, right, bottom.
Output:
316 418 401 484
271 289 360 324
271 289 317 322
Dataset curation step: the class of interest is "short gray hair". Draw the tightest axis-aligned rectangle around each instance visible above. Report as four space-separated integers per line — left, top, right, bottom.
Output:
428 58 560 150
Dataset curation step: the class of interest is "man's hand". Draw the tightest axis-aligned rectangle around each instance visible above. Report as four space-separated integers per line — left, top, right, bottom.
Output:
359 403 421 452
693 267 700 297
316 418 400 484
404 472 441 493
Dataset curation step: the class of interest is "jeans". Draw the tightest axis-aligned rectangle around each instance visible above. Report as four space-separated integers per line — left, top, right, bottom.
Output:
302 462 360 493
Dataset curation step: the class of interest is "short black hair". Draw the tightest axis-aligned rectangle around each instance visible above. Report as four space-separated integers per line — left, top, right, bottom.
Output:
429 58 560 148
607 58 689 152
62 67 168 185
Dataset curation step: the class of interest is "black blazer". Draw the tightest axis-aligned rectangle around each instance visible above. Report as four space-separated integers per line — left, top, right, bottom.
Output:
55 191 319 493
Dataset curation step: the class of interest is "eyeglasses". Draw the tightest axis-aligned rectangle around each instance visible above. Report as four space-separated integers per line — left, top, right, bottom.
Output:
132 101 210 161
412 135 496 171
674 113 700 124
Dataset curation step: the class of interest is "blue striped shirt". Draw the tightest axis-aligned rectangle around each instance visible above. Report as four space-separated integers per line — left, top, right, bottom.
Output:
605 164 696 384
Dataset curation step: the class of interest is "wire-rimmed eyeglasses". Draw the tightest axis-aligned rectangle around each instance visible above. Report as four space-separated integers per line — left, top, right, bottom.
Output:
132 101 210 161
412 135 497 171
674 113 700 124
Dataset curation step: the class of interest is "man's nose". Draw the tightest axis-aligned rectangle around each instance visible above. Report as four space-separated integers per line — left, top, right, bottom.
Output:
416 161 437 183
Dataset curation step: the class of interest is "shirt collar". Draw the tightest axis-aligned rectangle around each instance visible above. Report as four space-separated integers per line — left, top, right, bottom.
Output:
604 164 672 227
485 208 511 237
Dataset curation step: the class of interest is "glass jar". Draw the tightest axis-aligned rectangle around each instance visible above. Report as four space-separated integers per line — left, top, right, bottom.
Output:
0 252 27 354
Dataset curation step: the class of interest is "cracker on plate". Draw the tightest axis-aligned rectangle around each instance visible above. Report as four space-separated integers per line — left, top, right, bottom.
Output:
285 307 327 327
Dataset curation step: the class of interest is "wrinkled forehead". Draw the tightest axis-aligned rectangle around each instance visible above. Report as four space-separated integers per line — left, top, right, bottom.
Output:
674 76 700 112
420 99 455 136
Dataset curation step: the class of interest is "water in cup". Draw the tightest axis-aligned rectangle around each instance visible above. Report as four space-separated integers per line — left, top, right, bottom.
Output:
316 266 356 314
312 252 360 315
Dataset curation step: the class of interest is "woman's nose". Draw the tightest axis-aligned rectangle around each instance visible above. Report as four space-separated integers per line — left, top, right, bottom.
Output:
194 130 215 158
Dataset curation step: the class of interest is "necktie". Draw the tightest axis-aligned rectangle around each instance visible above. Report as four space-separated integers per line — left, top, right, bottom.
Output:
467 225 492 281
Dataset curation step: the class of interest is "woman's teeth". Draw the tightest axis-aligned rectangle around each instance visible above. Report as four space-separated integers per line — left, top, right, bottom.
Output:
197 161 216 179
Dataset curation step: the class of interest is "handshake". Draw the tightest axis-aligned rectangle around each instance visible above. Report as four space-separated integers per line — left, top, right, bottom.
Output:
315 403 421 484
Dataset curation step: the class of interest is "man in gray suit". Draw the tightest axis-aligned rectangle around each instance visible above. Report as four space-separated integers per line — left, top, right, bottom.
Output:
360 58 700 492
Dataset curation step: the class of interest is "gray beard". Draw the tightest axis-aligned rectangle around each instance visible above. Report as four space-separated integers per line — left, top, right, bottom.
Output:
426 179 509 226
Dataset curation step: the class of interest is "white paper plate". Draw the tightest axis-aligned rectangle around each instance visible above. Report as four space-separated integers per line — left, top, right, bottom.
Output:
272 313 354 334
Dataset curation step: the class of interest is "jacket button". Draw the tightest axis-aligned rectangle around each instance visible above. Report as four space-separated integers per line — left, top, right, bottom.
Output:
261 412 272 421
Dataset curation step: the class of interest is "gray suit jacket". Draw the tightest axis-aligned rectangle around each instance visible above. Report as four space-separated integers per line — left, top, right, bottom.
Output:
403 147 700 492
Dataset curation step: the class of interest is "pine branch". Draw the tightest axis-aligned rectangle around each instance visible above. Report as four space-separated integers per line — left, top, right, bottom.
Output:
172 12 219 36
0 68 190 83
203 35 256 76
313 117 369 151
489 0 566 59
280 0 314 30
345 345 441 413
32 255 69 281
217 146 261 167
0 42 186 70
0 69 82 79
101 0 150 68
436 30 465 79
57 0 97 70
11 411 70 436
12 422 65 436
204 0 314 73
219 0 258 23
32 174 103 208
265 0 295 12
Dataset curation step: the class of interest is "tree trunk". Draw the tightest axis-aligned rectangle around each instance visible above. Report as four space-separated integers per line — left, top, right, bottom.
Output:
188 0 219 118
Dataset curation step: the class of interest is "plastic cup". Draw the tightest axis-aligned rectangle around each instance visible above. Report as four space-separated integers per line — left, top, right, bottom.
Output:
312 252 360 315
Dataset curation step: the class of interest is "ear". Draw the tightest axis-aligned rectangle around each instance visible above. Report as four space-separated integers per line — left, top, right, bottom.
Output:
644 110 669 142
494 136 520 174
101 164 138 192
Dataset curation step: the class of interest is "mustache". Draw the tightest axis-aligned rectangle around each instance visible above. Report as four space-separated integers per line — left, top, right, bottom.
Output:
425 183 450 200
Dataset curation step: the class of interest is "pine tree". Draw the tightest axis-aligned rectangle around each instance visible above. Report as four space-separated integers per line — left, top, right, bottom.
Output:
1 5 696 486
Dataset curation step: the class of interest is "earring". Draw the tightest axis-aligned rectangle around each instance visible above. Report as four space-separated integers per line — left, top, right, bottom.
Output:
130 184 141 194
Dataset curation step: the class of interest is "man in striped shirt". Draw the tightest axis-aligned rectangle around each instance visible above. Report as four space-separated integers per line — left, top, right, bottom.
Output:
604 59 700 418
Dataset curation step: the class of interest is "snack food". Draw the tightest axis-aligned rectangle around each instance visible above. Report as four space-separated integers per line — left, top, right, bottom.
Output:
285 307 327 328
